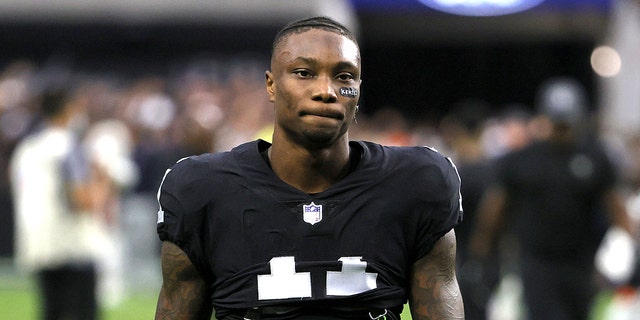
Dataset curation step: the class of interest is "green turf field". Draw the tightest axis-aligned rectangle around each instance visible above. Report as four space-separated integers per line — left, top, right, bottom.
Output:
0 259 158 320
0 284 159 320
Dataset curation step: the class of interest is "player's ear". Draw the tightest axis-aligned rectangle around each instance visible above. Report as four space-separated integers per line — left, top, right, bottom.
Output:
265 71 275 102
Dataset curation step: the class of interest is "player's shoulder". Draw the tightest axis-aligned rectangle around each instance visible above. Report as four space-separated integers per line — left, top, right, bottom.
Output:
401 144 452 163
166 152 222 179
404 145 459 181
159 146 249 217
360 141 455 169
162 140 260 191
162 150 232 193
357 141 459 187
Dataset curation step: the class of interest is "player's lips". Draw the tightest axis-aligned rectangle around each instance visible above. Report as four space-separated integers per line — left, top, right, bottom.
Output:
300 109 344 120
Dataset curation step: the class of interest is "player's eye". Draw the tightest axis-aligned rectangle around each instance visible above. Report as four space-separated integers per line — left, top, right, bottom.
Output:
336 73 355 82
293 70 313 78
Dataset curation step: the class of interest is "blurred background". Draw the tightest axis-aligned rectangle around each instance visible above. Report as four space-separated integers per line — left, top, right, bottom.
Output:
0 0 639 319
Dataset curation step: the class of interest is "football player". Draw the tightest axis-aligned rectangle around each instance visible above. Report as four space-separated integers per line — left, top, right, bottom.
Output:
155 16 464 320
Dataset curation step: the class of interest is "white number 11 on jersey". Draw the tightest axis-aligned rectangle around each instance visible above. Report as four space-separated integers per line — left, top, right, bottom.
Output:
257 256 378 300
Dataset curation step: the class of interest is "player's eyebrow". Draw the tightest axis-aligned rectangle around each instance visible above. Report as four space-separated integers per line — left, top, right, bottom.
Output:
291 56 318 66
334 61 359 72
291 57 358 72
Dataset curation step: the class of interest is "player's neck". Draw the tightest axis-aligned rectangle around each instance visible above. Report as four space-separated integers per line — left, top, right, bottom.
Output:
268 139 351 194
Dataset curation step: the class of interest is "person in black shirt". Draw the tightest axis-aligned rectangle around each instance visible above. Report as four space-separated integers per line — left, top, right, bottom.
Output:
441 100 501 320
471 77 636 320
154 16 464 320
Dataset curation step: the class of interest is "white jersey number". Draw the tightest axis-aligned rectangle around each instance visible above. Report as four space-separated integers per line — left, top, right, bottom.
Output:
257 256 378 300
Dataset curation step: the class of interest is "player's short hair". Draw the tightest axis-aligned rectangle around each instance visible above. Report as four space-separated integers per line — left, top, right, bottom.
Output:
271 16 359 57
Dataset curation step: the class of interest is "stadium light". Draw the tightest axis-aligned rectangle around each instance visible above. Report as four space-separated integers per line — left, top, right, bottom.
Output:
417 0 545 16
591 45 622 78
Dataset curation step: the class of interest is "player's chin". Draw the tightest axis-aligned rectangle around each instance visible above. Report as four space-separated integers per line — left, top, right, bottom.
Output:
301 127 346 146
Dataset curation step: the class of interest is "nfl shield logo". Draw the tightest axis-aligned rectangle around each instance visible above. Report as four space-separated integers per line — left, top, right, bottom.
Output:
303 202 323 225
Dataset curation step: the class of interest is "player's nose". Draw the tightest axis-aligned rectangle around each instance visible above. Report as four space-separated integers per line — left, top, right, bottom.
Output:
311 76 337 103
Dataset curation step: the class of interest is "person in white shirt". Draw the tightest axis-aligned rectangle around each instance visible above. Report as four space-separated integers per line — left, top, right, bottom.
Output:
10 86 102 320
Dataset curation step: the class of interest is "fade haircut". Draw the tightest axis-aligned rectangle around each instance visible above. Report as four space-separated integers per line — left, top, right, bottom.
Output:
271 16 359 58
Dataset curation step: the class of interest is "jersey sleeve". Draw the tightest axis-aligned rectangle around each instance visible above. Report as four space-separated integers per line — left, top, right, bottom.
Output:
413 152 463 260
156 155 213 279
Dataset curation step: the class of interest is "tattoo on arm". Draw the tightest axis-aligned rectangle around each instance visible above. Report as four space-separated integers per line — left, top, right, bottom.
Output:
410 230 464 320
155 241 213 320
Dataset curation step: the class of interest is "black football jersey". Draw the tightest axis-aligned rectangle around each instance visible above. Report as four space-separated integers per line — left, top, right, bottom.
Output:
157 140 462 319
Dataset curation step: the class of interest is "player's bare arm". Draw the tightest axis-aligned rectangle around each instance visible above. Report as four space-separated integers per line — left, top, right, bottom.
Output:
156 241 213 320
409 229 464 320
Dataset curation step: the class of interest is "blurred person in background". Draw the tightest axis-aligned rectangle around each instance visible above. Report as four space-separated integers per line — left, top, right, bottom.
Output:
154 16 464 320
440 99 499 320
470 77 637 320
496 104 534 153
480 104 534 160
213 60 274 152
367 107 412 146
84 117 139 308
124 77 187 195
0 60 37 257
9 85 105 320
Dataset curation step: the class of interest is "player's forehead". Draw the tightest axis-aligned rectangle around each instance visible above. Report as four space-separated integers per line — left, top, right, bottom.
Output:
273 29 360 67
